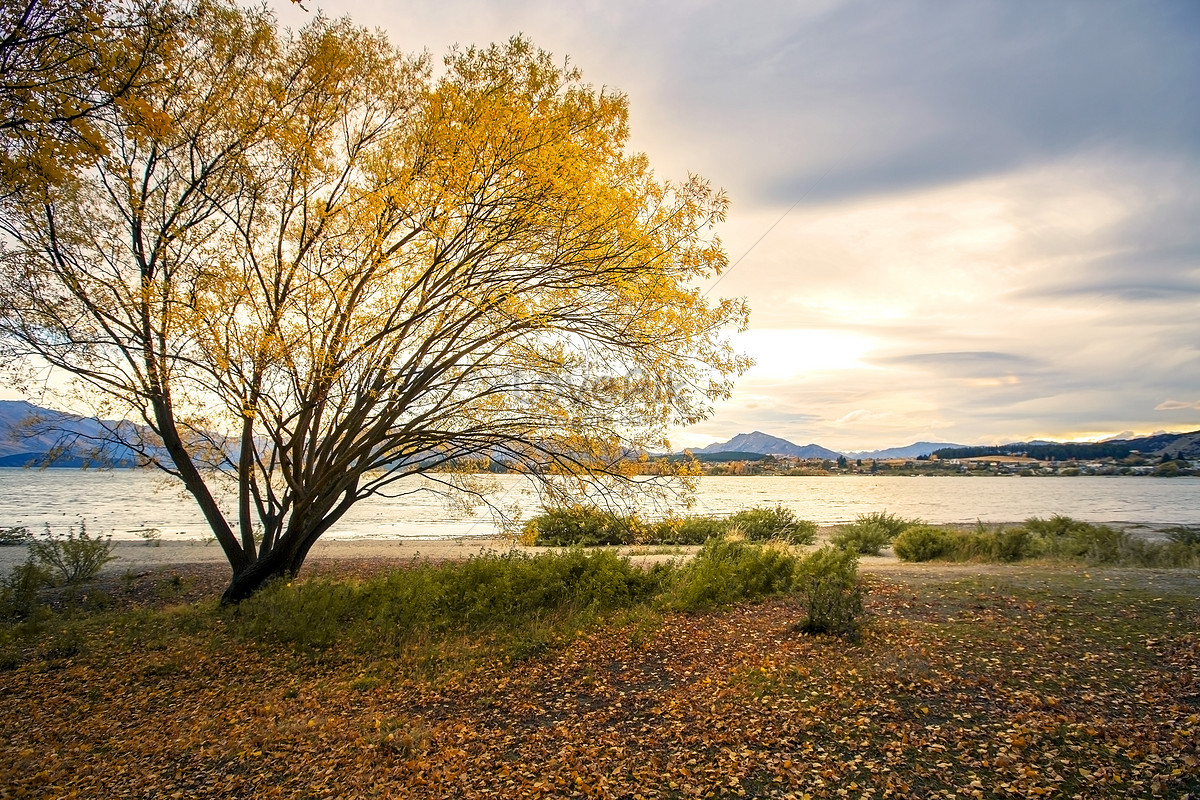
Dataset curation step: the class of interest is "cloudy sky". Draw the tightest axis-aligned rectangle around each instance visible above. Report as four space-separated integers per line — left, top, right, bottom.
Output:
181 0 1200 450
12 1 1199 452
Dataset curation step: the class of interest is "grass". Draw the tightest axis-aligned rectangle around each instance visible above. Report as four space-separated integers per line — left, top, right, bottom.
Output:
893 515 1200 568
0 554 1197 798
523 504 817 546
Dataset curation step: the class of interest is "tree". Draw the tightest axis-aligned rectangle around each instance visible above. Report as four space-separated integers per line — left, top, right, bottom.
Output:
0 3 749 602
0 0 180 195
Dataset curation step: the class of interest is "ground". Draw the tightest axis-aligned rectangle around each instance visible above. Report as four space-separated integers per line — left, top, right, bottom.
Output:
0 554 1197 798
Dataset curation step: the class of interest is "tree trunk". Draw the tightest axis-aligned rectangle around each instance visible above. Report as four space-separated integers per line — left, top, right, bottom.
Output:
220 544 306 604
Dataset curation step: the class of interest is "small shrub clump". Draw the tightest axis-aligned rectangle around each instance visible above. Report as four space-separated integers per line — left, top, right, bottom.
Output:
891 515 1200 568
646 515 726 545
725 506 817 544
1164 525 1200 546
892 525 957 562
28 522 114 585
232 548 675 650
793 546 864 637
522 506 640 546
0 526 31 546
0 560 51 620
523 505 818 547
666 537 797 611
830 512 916 555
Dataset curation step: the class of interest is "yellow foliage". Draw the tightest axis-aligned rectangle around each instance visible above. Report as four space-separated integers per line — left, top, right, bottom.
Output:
0 3 748 590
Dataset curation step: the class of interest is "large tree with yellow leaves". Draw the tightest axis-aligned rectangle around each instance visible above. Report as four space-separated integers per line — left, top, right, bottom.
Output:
0 2 748 601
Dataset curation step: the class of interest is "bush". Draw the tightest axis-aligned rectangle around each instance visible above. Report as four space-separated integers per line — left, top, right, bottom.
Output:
524 505 818 547
726 506 817 544
646 515 726 545
523 507 640 546
233 548 674 649
0 526 31 546
793 546 864 637
1020 514 1088 541
893 525 956 562
831 512 919 555
1020 516 1130 564
854 511 916 539
0 560 51 620
831 521 892 555
27 522 114 585
1164 526 1200 546
985 526 1041 562
666 537 797 611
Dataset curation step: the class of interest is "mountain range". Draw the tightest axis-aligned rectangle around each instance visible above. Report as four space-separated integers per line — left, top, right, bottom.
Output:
2 400 1197 466
687 431 962 460
0 400 144 467
686 429 1200 461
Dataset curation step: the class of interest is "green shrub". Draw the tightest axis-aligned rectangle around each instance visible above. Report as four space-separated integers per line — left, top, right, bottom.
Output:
1158 541 1200 569
854 511 916 538
831 512 919 555
1164 526 1200 546
0 526 31 546
726 506 817 544
893 525 956 562
234 576 362 649
0 560 51 620
793 546 864 637
986 526 1040 562
831 521 892 555
946 523 1041 563
28 522 114 585
1020 516 1130 564
666 537 797 611
523 507 640 546
1020 514 1088 541
647 515 726 545
232 548 673 649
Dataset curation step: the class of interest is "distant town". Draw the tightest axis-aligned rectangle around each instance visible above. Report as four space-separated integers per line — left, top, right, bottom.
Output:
638 429 1200 477
2 401 1197 476
651 451 1199 477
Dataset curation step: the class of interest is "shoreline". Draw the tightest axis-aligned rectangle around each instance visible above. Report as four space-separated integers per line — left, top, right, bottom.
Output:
0 520 1187 576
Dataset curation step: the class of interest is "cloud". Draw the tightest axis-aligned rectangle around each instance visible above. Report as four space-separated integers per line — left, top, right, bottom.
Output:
871 351 1037 378
1156 399 1200 412
164 1 1200 450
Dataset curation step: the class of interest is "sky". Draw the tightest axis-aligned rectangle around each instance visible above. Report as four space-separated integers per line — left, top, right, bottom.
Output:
269 0 1196 453
8 0 1199 452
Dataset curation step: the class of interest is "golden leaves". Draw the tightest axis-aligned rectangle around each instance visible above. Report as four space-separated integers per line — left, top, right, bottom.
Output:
2 566 1197 798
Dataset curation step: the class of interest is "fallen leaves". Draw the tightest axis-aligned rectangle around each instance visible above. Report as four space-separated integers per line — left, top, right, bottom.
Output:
1 565 1198 798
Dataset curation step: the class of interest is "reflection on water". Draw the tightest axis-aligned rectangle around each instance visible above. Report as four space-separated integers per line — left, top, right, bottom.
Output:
0 469 1197 541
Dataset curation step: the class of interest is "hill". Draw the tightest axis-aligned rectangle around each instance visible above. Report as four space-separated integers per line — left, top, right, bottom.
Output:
933 430 1200 462
0 400 142 467
689 431 842 460
841 441 964 460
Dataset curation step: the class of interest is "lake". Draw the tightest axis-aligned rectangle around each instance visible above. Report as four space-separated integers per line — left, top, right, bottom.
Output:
0 469 1196 541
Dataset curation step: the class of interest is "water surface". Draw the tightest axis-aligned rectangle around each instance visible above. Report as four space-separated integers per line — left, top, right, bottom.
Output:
0 469 1196 541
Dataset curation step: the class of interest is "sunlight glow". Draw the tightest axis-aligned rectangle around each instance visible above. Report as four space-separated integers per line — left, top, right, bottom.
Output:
735 328 877 379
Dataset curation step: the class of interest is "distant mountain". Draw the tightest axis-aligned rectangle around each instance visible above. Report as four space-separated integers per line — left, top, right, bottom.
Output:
0 400 143 467
689 431 842 460
842 442 965 460
934 430 1200 461
1119 430 1200 459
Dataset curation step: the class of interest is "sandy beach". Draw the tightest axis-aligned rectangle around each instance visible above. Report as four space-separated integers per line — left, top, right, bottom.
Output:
3 518 1186 579
0 536 539 575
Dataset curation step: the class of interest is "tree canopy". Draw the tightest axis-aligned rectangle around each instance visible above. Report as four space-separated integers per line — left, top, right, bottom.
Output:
0 0 179 193
0 1 749 601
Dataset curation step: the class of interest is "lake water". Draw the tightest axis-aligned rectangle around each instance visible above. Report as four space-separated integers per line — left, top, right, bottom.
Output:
0 469 1197 541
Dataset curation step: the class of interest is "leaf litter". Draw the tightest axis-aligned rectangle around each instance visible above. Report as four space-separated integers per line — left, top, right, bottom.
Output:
0 563 1197 798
